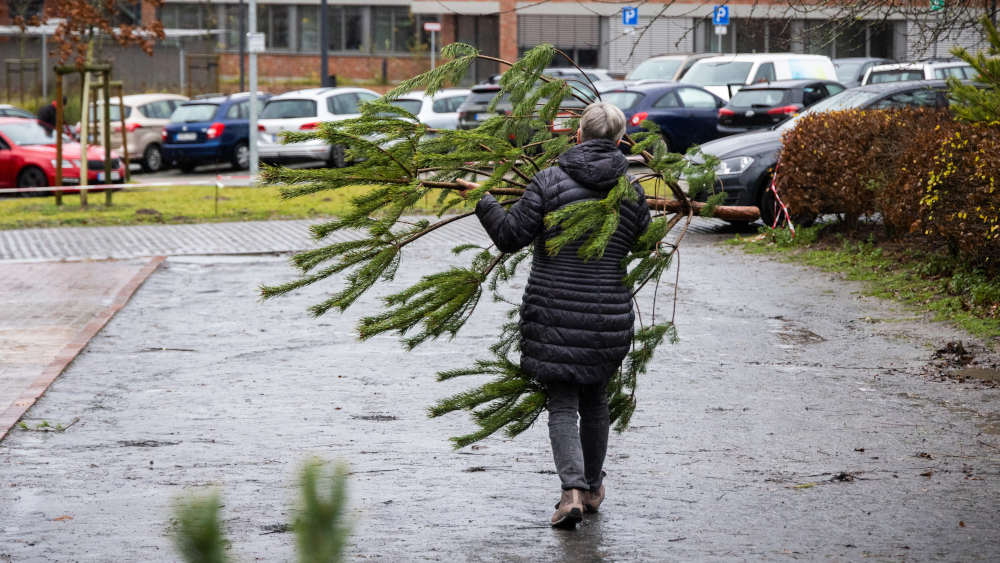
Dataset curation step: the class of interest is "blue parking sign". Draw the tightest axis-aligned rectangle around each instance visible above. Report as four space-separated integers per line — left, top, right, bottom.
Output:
712 5 730 25
623 7 638 26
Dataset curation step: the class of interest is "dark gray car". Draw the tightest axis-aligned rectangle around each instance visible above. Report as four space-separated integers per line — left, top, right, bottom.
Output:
695 80 956 226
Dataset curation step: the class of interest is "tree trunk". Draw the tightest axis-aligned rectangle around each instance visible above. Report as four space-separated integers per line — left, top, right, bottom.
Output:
647 197 760 222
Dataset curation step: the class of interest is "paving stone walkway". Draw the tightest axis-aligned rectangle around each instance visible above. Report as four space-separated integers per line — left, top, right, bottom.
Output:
0 258 163 439
0 218 731 262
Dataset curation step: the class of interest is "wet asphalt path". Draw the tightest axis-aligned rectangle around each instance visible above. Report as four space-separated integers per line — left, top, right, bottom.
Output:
1 224 998 561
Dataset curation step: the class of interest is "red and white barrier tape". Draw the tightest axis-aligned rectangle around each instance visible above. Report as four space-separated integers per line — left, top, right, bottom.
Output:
766 161 795 237
0 176 255 195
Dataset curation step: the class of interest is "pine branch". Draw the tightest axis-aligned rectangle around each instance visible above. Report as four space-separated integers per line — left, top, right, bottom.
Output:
260 43 727 448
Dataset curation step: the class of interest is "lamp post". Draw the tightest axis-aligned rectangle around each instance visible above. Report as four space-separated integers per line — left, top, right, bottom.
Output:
320 0 329 86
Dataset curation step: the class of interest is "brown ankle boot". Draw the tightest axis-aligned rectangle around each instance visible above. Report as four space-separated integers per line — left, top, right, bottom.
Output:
583 484 605 513
550 489 584 529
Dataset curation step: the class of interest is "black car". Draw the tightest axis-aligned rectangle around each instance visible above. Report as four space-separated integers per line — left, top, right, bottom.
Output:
695 80 958 226
456 84 508 130
717 79 847 135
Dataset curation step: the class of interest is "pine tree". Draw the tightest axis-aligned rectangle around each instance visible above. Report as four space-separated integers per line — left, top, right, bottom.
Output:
948 16 1000 123
260 44 720 448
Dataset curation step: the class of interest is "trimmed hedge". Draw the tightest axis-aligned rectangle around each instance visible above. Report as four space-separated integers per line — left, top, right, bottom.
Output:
775 108 999 267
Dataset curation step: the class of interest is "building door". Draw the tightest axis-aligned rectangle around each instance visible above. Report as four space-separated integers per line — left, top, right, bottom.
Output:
456 15 500 84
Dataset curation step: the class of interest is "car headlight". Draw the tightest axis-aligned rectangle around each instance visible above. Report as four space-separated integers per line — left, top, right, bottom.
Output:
715 156 755 177
50 159 76 169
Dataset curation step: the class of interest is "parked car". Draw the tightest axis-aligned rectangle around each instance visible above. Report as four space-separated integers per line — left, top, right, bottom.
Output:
601 83 725 153
0 117 125 190
456 84 508 130
458 87 585 132
681 53 838 100
694 80 960 226
257 87 379 167
594 53 717 92
384 89 470 130
717 79 846 135
861 60 976 85
0 104 36 119
834 57 894 88
162 92 270 172
78 94 188 173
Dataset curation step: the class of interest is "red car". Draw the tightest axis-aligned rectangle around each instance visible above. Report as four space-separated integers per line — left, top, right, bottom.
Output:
0 117 126 191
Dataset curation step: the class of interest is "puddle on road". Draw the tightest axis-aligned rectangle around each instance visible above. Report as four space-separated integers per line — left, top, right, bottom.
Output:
768 317 826 346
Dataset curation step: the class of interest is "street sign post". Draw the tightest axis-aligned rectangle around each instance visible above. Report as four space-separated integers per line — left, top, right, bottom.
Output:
424 21 441 69
712 6 729 52
623 7 638 26
712 5 730 25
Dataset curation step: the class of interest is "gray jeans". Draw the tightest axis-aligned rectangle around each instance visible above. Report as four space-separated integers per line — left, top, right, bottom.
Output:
546 381 609 492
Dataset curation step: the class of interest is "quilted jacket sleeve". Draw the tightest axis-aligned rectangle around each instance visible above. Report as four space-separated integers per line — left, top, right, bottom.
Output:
474 176 545 253
633 180 651 241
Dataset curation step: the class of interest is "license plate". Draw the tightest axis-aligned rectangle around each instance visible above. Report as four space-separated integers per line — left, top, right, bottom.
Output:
475 113 497 121
97 171 121 182
176 132 197 141
552 118 572 131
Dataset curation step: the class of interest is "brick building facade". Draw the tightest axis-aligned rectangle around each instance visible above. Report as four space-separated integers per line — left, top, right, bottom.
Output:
0 0 990 92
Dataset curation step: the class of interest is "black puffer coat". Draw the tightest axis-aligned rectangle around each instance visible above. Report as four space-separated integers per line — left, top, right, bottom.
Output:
475 138 650 385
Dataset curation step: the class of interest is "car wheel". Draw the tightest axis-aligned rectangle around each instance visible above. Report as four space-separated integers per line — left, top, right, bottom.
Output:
327 144 346 168
141 144 163 173
232 142 249 170
16 166 49 194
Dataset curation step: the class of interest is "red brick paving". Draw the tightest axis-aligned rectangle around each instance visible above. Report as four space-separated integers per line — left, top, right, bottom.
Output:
0 257 164 440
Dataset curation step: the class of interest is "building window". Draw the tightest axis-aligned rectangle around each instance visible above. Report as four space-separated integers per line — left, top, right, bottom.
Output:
223 4 243 50
373 6 412 52
736 19 792 53
298 5 320 51
211 4 422 54
160 2 216 30
257 4 291 50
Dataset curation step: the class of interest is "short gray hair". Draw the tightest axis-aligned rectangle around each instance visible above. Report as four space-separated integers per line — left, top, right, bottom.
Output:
579 102 626 142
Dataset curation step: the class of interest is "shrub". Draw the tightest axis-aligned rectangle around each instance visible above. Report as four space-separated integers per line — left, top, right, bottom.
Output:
919 124 1000 267
776 107 954 230
776 107 999 269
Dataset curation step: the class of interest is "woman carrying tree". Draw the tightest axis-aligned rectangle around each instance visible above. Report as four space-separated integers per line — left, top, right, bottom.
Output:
457 102 650 530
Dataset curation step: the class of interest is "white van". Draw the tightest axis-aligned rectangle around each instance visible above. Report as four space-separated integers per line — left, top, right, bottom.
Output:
680 53 838 100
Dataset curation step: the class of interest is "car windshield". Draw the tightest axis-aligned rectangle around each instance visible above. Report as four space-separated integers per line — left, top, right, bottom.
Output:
729 88 787 107
681 61 753 86
627 59 683 81
601 91 644 110
868 70 924 83
260 99 317 119
391 99 423 114
0 121 71 145
170 103 219 123
778 89 881 132
835 62 864 82
89 104 131 121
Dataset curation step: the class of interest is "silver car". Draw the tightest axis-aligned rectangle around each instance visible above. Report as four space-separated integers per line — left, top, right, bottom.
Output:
257 87 379 167
79 93 189 172
390 89 470 130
